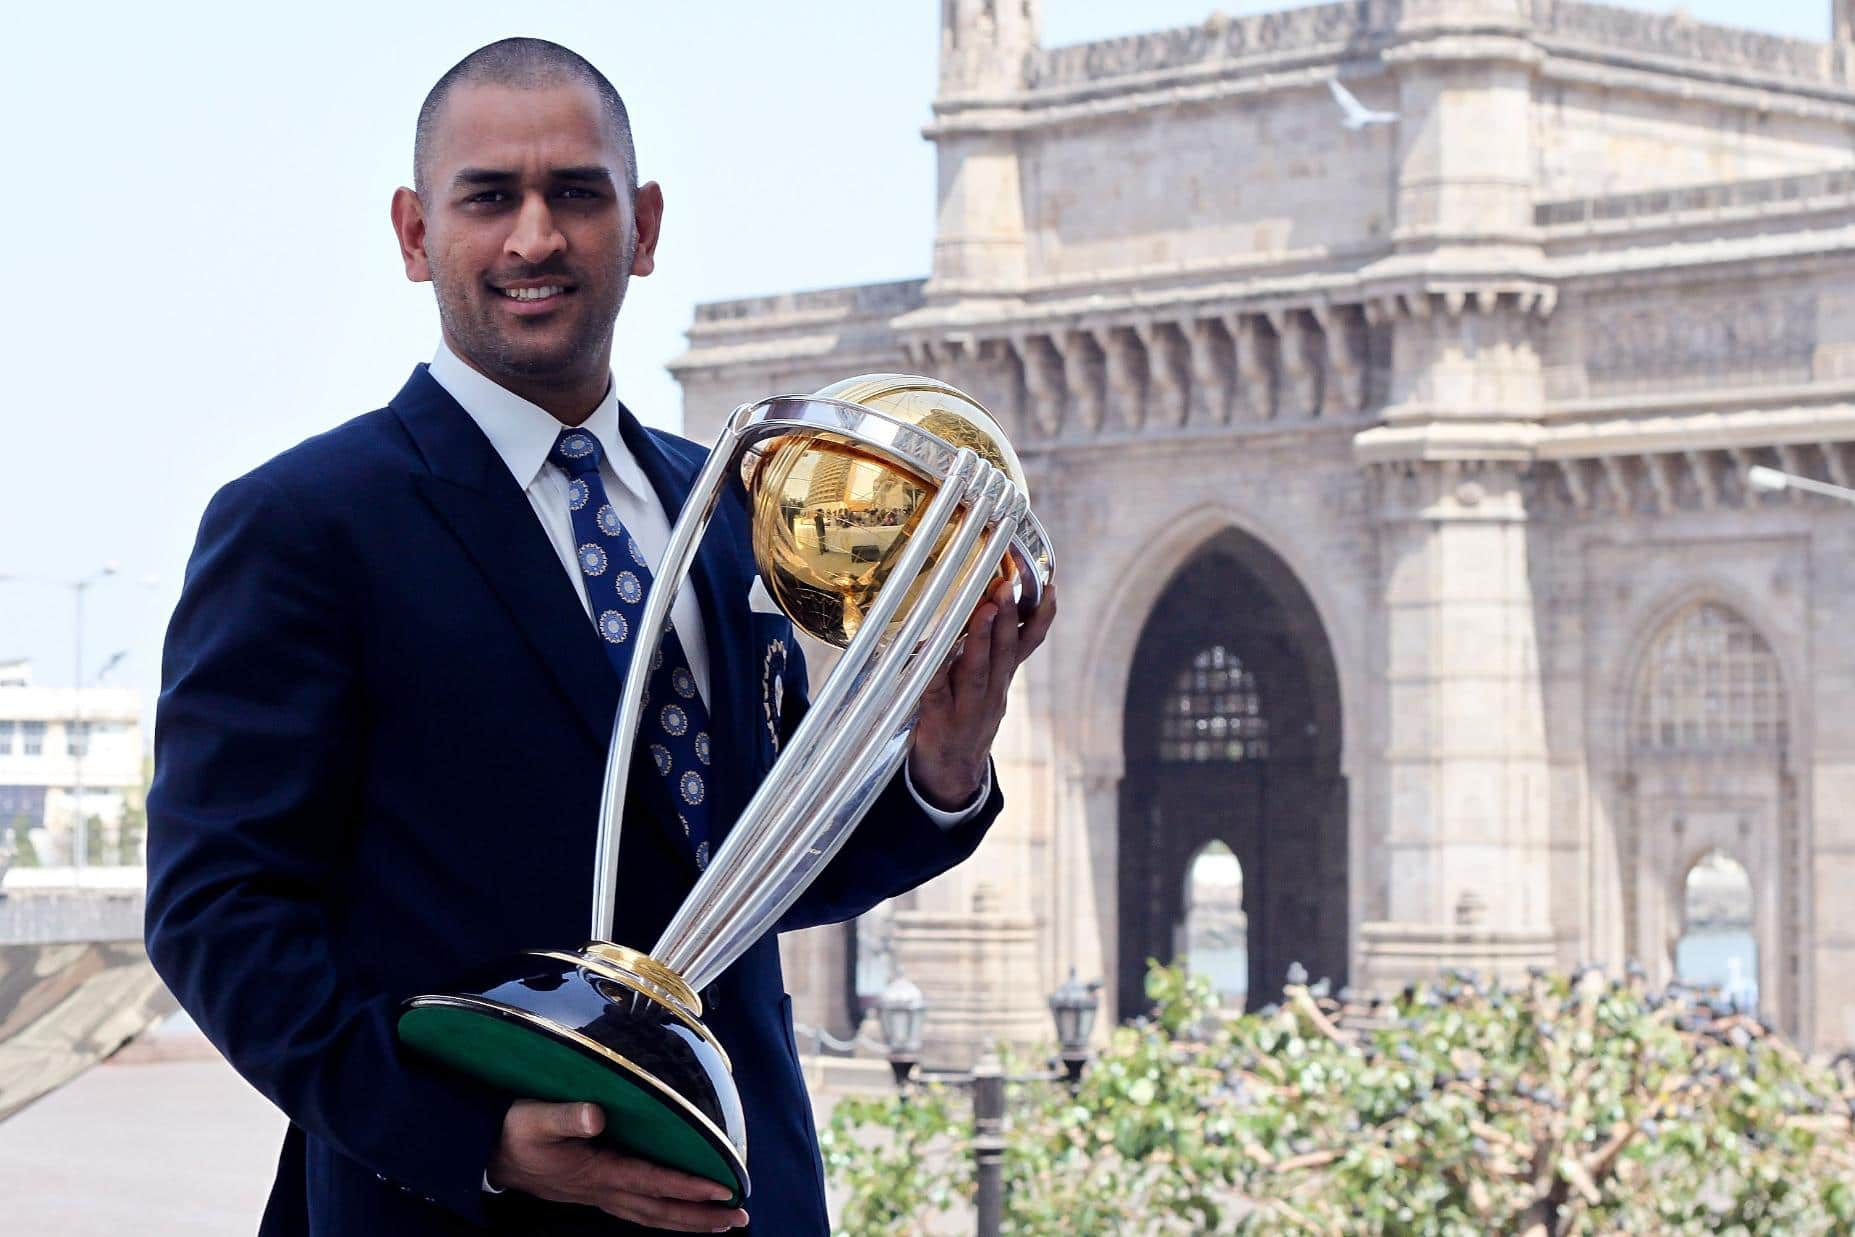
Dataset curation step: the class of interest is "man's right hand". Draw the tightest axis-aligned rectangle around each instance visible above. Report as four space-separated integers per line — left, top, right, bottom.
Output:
487 1099 749 1232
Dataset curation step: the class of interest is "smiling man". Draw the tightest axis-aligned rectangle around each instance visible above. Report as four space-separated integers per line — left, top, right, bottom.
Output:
146 37 1053 1237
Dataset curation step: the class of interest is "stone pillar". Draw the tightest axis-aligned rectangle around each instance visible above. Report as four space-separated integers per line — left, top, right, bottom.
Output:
891 881 1046 1068
888 619 1055 1064
1385 0 1539 250
1358 460 1558 990
924 0 1040 297
777 924 851 1039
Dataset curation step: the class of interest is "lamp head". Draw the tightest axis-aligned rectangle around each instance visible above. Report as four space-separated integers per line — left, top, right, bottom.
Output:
1746 465 1790 493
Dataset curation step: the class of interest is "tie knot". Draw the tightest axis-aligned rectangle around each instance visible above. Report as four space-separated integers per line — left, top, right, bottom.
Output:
549 428 604 477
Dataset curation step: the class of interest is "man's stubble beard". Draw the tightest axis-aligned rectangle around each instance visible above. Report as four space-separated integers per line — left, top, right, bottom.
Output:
433 230 634 389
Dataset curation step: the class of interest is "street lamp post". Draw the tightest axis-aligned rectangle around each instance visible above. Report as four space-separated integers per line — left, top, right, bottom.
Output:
0 564 155 875
69 563 118 873
876 968 1102 1237
1746 464 1855 506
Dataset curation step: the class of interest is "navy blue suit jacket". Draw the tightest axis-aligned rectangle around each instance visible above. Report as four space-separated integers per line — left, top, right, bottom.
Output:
145 367 1000 1235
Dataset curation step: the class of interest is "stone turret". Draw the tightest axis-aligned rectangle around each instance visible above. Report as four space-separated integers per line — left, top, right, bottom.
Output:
923 0 1041 300
939 0 1040 98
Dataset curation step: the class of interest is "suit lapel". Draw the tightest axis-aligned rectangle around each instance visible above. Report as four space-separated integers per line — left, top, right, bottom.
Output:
391 367 693 869
617 404 756 839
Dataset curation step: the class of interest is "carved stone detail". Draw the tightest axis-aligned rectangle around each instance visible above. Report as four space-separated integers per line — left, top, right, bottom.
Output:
1133 320 1190 429
1584 293 1816 396
1184 318 1233 426
1061 330 1105 435
1012 333 1064 439
1271 309 1322 421
1547 443 1855 514
1098 326 1148 433
1534 0 1835 86
1229 313 1276 422
1024 2 1380 90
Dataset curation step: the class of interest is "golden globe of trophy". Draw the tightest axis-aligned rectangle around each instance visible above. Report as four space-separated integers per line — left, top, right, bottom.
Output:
397 375 1053 1205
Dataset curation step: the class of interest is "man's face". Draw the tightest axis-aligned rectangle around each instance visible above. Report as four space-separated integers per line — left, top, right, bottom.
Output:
393 80 660 392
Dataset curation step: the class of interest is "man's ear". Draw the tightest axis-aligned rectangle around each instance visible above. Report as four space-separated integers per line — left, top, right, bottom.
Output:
390 186 432 283
631 181 664 278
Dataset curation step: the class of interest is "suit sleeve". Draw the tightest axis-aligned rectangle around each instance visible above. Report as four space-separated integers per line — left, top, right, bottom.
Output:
144 474 508 1226
771 635 1002 933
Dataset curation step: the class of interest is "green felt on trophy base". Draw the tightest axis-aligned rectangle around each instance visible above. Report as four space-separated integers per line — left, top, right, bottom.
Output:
397 1004 745 1205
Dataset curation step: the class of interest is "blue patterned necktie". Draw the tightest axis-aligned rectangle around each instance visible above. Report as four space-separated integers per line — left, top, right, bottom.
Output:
549 428 714 868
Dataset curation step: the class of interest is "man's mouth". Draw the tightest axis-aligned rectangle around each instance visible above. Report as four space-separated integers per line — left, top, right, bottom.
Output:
498 284 572 302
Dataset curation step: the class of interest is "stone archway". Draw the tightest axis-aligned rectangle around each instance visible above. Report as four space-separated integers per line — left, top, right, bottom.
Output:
1116 528 1347 1018
1620 599 1796 1035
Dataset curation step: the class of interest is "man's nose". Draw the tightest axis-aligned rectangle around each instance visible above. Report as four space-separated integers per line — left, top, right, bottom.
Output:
506 192 565 264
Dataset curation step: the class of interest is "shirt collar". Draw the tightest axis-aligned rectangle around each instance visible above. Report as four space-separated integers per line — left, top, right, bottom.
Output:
427 340 654 504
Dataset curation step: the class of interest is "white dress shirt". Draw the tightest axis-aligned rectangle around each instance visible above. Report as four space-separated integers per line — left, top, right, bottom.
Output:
427 343 986 829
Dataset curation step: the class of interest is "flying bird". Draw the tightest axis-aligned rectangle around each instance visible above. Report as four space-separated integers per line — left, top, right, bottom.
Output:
1328 77 1398 130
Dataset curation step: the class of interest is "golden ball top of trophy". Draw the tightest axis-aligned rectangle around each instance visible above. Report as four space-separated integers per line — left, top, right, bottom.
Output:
745 374 1029 648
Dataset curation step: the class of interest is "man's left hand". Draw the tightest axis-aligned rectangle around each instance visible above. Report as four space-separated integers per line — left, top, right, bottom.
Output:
910 579 1058 811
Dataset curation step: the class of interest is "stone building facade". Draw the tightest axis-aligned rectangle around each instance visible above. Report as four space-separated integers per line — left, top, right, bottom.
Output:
671 0 1855 1057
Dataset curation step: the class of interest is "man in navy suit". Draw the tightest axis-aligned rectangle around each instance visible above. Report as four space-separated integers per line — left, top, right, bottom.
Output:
145 38 1055 1236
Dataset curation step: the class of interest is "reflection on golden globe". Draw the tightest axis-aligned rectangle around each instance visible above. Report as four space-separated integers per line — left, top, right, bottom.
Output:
746 374 1028 647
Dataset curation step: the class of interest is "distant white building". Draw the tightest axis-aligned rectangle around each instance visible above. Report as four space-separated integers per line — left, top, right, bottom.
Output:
0 659 144 863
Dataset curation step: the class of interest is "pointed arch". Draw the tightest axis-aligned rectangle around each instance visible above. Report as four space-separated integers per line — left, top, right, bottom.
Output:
1613 590 1800 1038
1113 525 1347 1017
1630 601 1787 754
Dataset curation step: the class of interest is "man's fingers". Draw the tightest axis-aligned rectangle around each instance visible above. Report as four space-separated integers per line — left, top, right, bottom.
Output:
1017 580 1058 660
603 1156 736 1204
518 1099 602 1141
600 1195 748 1232
987 582 1019 695
919 648 955 710
951 602 997 707
611 1201 746 1233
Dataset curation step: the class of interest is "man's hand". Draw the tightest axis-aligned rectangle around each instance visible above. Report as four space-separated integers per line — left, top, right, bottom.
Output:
487 1100 748 1231
910 579 1058 810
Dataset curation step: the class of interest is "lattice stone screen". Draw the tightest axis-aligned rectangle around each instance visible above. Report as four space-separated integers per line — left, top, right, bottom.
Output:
1159 645 1270 763
1632 603 1786 751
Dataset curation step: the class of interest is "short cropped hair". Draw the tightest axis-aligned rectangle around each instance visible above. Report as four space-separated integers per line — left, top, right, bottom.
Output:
413 37 638 199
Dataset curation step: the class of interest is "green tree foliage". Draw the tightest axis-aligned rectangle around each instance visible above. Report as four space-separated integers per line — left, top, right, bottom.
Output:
84 814 109 865
7 815 39 866
825 963 1855 1236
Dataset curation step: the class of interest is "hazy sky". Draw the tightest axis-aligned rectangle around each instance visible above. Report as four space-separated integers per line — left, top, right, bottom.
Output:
0 0 1833 732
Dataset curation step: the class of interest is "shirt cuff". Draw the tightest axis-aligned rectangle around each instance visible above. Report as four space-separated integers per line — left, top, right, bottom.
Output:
904 757 991 829
482 1171 503 1195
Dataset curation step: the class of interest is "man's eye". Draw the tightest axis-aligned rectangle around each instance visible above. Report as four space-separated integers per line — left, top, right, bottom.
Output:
556 187 598 200
465 191 510 205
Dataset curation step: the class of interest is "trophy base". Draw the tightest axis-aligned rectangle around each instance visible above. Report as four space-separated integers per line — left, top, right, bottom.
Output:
397 944 748 1207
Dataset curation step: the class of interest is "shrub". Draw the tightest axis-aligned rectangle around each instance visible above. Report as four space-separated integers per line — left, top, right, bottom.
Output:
825 963 1855 1235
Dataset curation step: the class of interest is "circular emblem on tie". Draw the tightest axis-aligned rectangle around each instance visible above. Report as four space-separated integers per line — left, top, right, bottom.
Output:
567 478 590 511
696 841 710 869
660 704 689 736
680 770 705 805
596 505 623 538
650 744 672 775
577 543 608 576
598 610 629 644
672 668 696 699
616 572 644 605
627 536 648 566
559 433 595 459
694 732 712 766
678 812 691 838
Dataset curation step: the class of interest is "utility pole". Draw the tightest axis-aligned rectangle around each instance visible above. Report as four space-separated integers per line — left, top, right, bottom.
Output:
70 564 116 874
